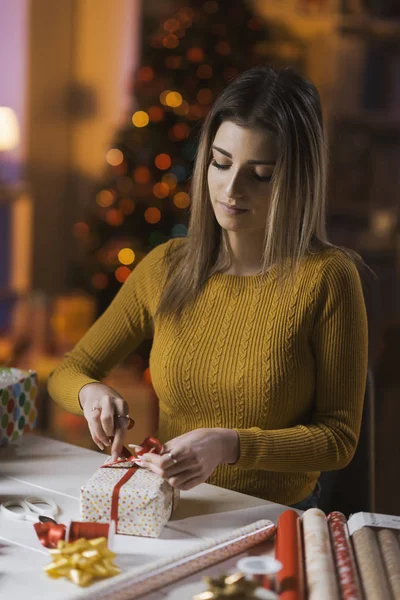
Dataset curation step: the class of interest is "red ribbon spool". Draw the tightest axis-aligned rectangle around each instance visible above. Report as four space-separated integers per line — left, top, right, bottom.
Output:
34 520 113 549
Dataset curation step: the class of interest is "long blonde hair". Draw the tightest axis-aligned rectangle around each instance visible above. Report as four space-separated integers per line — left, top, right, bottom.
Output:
156 65 330 320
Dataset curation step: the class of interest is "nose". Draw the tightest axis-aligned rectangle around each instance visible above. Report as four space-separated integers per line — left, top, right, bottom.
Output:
225 169 245 200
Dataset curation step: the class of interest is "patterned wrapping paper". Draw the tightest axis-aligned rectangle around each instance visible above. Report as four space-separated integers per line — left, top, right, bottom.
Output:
81 463 179 537
352 526 392 600
377 528 400 599
0 368 38 446
327 512 362 600
78 519 276 600
302 508 339 600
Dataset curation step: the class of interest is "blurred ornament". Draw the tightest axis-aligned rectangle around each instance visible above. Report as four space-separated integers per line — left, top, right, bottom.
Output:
115 266 131 283
163 34 179 49
132 111 149 127
118 248 135 266
145 207 161 224
187 47 204 62
153 182 170 198
96 189 116 208
106 149 124 166
165 91 183 107
155 154 172 170
72 222 89 240
148 106 164 122
120 198 135 215
137 66 154 82
133 166 151 184
105 209 124 227
172 224 187 237
173 192 190 209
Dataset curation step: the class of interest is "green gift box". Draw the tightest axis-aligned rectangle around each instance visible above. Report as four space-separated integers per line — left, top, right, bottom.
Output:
0 368 38 446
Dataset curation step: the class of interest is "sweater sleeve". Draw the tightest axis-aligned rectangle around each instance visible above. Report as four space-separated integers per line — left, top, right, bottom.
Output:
47 241 171 415
233 252 368 472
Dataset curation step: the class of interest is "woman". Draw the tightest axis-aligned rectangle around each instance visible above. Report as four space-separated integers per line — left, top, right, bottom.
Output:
48 65 368 510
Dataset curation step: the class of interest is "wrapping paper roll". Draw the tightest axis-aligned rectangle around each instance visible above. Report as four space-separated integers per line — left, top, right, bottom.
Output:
275 509 305 600
377 528 400 599
352 526 393 600
327 512 362 600
79 519 276 600
302 508 339 600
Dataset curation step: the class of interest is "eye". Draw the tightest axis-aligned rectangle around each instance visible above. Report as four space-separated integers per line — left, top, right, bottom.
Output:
252 172 272 183
211 158 230 170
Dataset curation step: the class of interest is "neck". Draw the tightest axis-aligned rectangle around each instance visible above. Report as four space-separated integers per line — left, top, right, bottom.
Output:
221 231 264 276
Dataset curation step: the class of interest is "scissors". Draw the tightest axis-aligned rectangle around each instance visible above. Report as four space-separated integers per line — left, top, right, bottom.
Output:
0 496 59 524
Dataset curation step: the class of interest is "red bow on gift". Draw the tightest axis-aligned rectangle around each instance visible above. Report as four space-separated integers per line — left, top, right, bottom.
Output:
101 435 163 468
100 436 163 532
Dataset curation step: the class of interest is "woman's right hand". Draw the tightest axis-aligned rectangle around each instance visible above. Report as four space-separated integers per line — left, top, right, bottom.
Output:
79 382 131 460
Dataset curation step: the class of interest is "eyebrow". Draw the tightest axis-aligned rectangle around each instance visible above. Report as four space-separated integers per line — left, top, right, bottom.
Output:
212 145 276 166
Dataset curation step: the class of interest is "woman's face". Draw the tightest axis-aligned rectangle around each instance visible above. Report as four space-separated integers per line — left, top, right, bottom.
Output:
207 121 277 236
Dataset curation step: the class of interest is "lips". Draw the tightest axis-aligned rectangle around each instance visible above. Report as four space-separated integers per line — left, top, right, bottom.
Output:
219 202 248 212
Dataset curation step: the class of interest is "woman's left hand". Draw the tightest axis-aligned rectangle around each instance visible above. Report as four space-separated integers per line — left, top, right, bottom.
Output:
134 428 239 490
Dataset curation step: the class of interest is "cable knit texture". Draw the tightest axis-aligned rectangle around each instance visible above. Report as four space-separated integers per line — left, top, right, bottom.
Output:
48 239 368 506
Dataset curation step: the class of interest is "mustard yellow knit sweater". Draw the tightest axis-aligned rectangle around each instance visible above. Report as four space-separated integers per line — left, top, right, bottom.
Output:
48 239 368 506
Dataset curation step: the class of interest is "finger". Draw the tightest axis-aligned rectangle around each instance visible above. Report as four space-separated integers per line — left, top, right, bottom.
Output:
178 475 204 491
88 422 105 451
138 457 201 484
159 457 198 478
113 396 129 419
141 448 188 470
90 411 110 447
167 465 203 488
99 395 115 438
136 458 164 478
111 417 128 460
138 452 165 469
162 444 191 462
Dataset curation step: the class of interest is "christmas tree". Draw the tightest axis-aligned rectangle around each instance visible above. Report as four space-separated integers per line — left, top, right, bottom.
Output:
76 0 272 317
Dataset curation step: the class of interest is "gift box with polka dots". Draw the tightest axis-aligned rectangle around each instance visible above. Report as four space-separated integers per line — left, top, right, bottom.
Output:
81 460 180 537
0 368 38 446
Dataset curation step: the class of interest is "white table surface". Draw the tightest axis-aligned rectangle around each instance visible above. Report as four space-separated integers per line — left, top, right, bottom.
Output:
0 434 291 600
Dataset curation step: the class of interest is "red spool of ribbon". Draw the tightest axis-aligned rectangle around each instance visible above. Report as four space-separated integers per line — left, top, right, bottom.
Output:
34 521 114 549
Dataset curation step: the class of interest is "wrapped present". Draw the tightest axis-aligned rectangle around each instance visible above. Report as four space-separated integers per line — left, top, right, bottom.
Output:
0 367 38 446
80 437 179 537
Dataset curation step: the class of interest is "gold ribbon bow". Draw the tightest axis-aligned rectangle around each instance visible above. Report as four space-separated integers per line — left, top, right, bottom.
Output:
43 536 120 587
193 572 259 599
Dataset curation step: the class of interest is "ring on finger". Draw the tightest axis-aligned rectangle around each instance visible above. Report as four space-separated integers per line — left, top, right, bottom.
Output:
115 414 135 430
165 450 178 464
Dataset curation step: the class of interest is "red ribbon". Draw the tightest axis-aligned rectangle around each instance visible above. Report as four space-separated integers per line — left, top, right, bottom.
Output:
101 436 163 533
34 521 111 549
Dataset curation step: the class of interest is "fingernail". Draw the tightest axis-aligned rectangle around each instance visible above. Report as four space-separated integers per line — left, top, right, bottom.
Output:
98 443 104 451
108 439 112 445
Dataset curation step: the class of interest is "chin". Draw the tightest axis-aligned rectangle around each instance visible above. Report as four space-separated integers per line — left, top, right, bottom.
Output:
215 216 244 232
